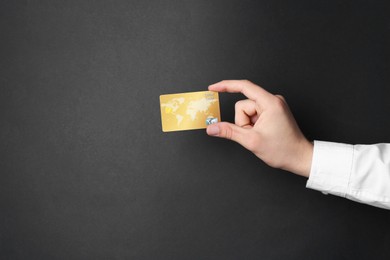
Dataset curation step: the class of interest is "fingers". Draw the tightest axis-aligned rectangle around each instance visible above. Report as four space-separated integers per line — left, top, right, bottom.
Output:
208 80 273 104
206 122 253 149
234 99 257 127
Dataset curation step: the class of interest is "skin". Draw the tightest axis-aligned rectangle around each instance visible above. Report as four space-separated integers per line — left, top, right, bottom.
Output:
206 80 313 177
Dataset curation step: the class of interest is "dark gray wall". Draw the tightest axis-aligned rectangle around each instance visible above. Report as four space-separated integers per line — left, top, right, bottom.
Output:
1 1 389 259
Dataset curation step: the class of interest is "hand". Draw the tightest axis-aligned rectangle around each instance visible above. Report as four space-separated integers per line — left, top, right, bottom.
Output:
206 80 313 177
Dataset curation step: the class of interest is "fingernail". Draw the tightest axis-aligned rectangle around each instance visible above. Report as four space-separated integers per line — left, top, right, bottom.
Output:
207 124 219 136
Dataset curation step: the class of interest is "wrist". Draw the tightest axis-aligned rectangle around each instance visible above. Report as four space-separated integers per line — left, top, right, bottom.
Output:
285 140 314 178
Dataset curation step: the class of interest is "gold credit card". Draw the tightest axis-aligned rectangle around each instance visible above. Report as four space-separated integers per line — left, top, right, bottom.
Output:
159 90 221 132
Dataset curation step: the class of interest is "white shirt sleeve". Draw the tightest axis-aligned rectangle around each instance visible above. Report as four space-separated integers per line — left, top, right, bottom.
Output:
306 140 390 210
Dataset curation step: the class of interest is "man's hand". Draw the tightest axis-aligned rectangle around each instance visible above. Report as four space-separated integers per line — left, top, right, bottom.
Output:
206 80 313 177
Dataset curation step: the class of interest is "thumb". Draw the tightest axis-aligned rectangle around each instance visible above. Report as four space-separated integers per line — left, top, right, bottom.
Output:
206 122 250 147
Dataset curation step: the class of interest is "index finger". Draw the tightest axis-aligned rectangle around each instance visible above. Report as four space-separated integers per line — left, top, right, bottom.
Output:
208 80 273 103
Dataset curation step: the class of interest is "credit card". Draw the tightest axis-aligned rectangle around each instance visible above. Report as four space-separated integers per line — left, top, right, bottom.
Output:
159 90 221 132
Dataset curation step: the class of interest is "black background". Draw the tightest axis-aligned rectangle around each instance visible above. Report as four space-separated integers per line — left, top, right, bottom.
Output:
1 1 390 259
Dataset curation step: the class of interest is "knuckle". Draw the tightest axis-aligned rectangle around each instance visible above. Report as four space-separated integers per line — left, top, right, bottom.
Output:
224 126 233 140
240 79 252 84
275 94 285 101
274 95 287 109
234 100 244 110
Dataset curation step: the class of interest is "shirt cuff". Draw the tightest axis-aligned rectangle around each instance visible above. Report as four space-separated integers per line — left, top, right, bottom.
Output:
306 140 354 197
